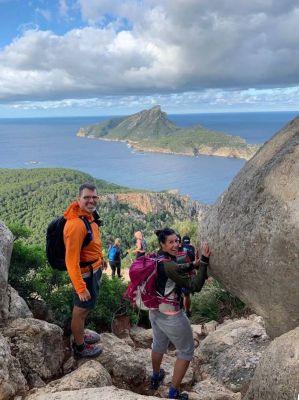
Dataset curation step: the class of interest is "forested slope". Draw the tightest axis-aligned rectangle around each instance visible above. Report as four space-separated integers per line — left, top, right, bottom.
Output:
0 168 197 249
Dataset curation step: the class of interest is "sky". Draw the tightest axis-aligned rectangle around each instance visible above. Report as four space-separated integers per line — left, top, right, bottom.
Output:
0 0 299 117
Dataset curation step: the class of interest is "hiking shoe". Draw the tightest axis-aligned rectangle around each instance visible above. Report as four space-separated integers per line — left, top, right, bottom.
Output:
73 343 102 359
150 368 165 390
168 387 189 399
84 331 101 344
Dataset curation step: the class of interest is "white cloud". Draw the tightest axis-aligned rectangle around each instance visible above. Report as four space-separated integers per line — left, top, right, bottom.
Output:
59 0 69 18
0 0 299 104
35 7 52 22
7 87 299 113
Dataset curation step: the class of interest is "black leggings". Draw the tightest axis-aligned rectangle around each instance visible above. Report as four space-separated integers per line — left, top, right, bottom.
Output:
110 261 121 277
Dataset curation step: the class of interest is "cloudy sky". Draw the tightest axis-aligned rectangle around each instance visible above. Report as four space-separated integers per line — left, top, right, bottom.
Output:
1 0 299 117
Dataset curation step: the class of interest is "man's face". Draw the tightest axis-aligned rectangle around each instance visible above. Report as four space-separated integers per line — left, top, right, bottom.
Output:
78 188 99 214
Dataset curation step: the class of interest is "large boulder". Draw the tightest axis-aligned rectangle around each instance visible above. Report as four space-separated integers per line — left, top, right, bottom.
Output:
194 318 270 393
130 326 153 348
28 360 112 396
192 379 241 400
25 386 165 400
244 326 299 400
1 318 64 382
202 117 299 337
92 333 147 389
0 332 27 400
0 221 13 321
7 285 33 320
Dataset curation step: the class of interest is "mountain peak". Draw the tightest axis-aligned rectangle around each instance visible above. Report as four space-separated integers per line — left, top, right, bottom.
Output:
149 105 161 112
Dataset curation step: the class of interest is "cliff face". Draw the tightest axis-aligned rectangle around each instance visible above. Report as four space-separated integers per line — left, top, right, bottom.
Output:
100 191 209 221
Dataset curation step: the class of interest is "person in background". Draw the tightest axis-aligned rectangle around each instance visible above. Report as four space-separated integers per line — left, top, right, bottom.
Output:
108 238 128 278
181 235 196 317
149 228 210 399
133 230 147 259
63 182 106 359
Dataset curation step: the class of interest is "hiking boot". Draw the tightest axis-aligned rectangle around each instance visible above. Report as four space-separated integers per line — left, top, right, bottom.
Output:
84 331 101 344
73 342 102 359
168 387 189 399
150 368 165 390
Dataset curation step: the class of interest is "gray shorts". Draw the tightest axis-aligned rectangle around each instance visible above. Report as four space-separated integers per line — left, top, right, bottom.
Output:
149 309 194 361
73 268 102 310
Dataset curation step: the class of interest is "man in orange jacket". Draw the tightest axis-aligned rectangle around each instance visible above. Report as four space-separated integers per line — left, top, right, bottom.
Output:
64 182 106 358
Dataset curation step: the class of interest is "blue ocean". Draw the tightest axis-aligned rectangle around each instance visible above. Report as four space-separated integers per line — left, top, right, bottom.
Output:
0 111 297 204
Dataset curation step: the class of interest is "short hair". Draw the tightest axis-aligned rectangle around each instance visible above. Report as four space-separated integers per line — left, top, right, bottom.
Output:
115 238 121 245
182 235 191 244
155 228 176 244
79 182 97 196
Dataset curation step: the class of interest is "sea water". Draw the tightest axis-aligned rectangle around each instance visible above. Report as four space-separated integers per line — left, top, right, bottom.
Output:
0 111 297 204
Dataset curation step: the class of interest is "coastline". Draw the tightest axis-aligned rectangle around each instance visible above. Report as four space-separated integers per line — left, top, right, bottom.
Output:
77 132 259 161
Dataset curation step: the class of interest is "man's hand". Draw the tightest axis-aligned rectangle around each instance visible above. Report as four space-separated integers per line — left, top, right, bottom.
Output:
78 288 91 302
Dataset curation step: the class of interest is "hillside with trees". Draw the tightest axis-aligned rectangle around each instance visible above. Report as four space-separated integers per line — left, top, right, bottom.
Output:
0 167 246 331
0 168 203 249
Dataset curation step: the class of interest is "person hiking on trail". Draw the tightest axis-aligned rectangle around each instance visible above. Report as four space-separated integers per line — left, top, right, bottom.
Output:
149 228 210 400
181 235 196 318
133 230 147 259
108 238 128 278
63 182 106 359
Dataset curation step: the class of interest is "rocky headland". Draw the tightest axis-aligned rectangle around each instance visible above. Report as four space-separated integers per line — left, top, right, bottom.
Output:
77 106 259 161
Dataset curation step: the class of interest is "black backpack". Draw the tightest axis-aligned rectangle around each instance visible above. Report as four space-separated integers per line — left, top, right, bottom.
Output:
46 216 93 270
182 244 196 262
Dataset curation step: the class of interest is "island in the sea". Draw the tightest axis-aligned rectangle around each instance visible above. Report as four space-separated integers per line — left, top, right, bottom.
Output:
77 105 260 160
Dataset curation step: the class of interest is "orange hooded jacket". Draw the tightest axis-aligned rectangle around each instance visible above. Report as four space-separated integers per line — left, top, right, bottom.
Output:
63 201 103 294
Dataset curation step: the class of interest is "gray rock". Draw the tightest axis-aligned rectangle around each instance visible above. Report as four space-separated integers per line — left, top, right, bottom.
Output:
194 318 270 393
7 285 33 319
30 360 112 395
244 326 299 400
92 333 146 388
0 332 27 399
192 321 219 338
202 117 299 337
0 221 13 322
2 318 64 380
192 379 241 400
130 326 153 348
25 386 165 400
134 348 193 390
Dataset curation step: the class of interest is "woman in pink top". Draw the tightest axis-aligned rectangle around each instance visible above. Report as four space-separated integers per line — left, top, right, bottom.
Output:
149 228 210 399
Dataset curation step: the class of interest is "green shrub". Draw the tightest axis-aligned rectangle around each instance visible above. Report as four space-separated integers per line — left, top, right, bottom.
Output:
87 273 138 331
191 279 247 324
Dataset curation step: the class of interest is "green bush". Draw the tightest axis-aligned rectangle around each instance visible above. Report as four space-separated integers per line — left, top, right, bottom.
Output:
88 273 138 330
191 279 247 324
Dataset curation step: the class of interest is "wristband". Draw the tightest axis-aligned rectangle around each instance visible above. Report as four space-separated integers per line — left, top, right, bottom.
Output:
200 254 209 264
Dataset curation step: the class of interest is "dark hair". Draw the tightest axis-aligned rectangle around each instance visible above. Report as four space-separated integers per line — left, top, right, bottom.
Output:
182 235 190 244
79 182 97 195
155 228 176 244
176 233 181 243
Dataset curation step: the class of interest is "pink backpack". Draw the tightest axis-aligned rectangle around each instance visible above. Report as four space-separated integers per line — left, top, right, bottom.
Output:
124 253 176 310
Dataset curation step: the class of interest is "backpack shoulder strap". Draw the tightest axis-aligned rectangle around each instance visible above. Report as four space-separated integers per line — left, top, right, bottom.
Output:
79 216 93 247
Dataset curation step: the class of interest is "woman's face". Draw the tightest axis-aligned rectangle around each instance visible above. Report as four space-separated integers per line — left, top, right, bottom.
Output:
160 234 180 256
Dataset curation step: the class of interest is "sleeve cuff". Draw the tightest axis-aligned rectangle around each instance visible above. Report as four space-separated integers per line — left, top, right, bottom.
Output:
200 255 209 264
